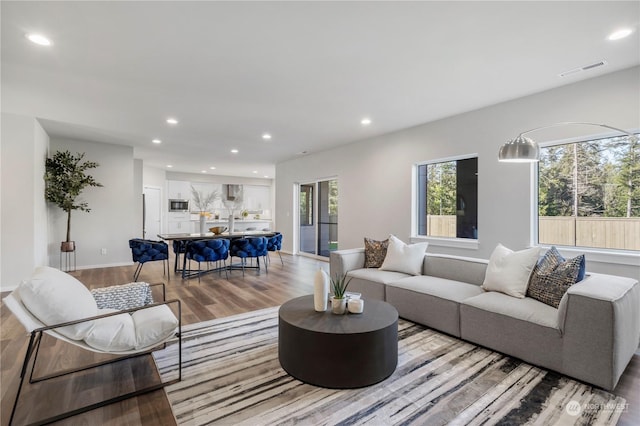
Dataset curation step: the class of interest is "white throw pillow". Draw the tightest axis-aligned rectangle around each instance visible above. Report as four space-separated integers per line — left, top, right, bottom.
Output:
482 244 540 298
84 308 136 352
379 235 428 276
19 266 98 340
132 305 179 349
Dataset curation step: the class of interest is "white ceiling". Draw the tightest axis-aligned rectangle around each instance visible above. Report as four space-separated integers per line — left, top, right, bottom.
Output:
2 1 638 178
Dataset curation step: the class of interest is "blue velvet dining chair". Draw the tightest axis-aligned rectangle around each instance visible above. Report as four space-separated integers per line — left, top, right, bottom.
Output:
128 239 169 281
184 239 230 281
266 232 283 265
172 240 187 273
229 237 268 276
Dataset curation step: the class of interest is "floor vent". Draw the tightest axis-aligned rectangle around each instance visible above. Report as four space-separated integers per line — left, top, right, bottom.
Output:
559 60 607 77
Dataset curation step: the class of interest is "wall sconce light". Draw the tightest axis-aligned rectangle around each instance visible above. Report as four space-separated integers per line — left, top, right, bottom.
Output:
498 121 638 163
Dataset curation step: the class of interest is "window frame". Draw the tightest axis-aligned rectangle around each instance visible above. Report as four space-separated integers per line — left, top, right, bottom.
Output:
411 153 479 249
532 130 640 266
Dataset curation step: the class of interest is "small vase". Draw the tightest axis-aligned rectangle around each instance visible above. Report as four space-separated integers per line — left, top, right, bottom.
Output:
314 269 329 312
199 215 207 234
228 214 235 233
331 297 347 315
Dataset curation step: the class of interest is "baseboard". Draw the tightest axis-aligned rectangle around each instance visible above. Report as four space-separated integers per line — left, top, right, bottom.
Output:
72 261 135 270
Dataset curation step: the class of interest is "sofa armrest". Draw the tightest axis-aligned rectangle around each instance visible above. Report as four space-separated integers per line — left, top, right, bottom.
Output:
558 273 640 390
329 248 365 278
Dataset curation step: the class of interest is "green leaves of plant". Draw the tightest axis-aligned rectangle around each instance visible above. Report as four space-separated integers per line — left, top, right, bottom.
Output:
331 273 352 299
44 150 103 213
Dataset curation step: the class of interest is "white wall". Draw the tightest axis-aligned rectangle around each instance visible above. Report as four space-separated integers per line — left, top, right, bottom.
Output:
48 138 137 269
276 66 640 279
143 165 167 189
0 113 49 290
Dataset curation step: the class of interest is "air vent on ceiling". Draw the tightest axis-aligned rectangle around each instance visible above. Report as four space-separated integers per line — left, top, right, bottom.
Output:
559 60 607 78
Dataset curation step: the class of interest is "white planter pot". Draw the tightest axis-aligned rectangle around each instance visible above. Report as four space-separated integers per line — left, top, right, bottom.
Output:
331 297 347 315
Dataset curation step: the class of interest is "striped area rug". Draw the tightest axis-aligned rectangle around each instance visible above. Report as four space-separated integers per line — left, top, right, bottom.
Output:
153 307 626 426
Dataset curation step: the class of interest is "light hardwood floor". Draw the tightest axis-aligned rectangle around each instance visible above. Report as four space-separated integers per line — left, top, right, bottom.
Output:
1 253 638 425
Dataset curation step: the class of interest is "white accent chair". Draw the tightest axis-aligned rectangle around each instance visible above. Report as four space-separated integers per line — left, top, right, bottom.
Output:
3 266 182 425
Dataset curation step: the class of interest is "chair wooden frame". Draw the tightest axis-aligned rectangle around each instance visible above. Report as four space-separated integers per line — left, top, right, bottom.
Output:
4 283 182 426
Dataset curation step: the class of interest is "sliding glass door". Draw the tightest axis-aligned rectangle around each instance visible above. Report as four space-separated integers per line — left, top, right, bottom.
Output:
299 179 338 257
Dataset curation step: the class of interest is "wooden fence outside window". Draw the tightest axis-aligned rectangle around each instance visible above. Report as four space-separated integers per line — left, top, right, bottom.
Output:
426 215 640 251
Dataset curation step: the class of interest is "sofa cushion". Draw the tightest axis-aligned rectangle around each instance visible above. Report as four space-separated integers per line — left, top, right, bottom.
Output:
19 266 98 340
460 293 563 372
423 254 488 286
347 268 411 301
461 292 559 329
388 276 484 303
84 308 137 351
379 235 428 276
348 268 410 284
364 237 389 268
482 244 539 298
527 247 584 308
132 305 179 349
386 276 484 337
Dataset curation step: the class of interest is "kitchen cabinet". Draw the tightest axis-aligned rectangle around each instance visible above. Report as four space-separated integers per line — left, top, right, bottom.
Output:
167 211 191 234
167 220 191 234
167 180 191 200
243 185 271 212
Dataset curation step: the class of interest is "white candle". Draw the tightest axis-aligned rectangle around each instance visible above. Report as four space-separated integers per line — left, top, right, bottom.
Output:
348 298 364 314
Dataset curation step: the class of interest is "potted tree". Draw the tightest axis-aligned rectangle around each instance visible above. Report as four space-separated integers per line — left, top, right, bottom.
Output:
44 150 102 252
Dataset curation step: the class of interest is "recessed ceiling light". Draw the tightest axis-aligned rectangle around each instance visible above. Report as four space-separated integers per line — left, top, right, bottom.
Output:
152 139 162 144
26 33 51 46
231 149 239 154
361 118 372 126
166 165 173 168
201 170 207 173
252 170 258 174
166 118 178 125
264 175 269 178
209 166 216 170
262 133 272 140
608 28 633 41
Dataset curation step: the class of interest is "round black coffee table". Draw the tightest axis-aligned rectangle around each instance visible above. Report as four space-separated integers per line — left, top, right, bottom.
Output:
278 295 398 389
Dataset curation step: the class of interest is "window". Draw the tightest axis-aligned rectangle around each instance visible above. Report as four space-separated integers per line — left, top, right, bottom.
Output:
299 184 313 226
417 156 478 239
299 179 339 257
537 134 639 251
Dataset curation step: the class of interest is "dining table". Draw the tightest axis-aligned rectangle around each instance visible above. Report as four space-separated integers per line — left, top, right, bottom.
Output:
157 230 276 277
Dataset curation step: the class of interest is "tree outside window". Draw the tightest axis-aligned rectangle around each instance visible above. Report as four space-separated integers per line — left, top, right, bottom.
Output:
538 134 639 250
417 156 478 239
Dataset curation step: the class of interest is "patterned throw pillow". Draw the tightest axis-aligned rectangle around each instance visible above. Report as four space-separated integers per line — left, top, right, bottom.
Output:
364 237 389 268
527 247 585 308
91 282 153 310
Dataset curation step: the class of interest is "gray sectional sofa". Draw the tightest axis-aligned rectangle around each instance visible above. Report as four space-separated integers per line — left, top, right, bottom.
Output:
330 248 640 391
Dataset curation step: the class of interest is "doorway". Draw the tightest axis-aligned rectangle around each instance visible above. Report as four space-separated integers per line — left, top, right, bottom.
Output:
143 186 162 239
298 179 338 258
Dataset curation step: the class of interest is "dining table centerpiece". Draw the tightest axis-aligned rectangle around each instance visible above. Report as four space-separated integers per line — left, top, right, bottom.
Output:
191 186 219 234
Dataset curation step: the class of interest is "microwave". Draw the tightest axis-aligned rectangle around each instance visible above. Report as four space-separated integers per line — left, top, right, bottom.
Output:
169 199 189 212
